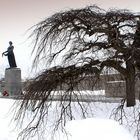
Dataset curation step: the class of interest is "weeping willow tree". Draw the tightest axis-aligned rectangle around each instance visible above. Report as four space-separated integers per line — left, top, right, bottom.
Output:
15 5 140 140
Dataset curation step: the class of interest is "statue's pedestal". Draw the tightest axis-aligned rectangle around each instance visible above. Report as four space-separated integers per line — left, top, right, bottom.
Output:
5 68 22 96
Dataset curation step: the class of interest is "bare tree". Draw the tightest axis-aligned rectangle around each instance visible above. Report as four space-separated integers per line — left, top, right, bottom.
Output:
15 5 140 139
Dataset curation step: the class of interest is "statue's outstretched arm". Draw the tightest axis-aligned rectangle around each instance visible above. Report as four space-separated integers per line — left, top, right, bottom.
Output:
2 51 8 56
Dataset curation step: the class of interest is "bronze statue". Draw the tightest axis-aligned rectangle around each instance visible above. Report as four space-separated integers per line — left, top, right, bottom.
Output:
2 41 17 68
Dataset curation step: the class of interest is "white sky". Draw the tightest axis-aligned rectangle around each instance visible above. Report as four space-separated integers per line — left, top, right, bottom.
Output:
0 0 140 78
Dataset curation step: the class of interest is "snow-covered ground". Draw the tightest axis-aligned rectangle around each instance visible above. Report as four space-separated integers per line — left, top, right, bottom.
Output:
0 98 137 140
63 118 136 140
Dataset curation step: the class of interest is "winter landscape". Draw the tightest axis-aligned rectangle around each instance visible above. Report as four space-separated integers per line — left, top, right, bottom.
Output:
1 0 140 140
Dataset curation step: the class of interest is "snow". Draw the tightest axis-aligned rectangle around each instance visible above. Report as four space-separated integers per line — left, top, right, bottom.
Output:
0 98 137 140
63 118 136 140
0 99 18 140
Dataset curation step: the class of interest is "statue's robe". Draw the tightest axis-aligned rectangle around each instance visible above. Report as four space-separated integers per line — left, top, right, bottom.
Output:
6 46 17 68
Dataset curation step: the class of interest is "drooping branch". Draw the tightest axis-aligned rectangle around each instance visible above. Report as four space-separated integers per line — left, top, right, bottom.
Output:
30 6 138 68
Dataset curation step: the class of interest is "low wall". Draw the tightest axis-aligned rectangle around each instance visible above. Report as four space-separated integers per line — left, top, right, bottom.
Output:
0 72 140 99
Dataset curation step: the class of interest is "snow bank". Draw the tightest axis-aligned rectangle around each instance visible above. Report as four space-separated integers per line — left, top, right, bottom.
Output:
64 118 136 140
0 99 137 140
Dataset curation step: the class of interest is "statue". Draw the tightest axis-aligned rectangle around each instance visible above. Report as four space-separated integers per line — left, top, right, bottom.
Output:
2 41 17 68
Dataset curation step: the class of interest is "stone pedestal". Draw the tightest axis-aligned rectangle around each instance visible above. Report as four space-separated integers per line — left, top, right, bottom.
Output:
5 68 22 96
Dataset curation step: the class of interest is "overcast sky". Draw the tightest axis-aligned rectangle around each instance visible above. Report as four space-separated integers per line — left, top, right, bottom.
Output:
0 0 140 78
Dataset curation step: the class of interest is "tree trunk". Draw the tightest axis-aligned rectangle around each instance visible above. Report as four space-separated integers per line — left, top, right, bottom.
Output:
125 60 136 107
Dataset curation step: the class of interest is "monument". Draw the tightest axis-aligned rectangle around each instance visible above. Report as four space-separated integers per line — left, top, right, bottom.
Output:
2 41 17 68
2 41 22 96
